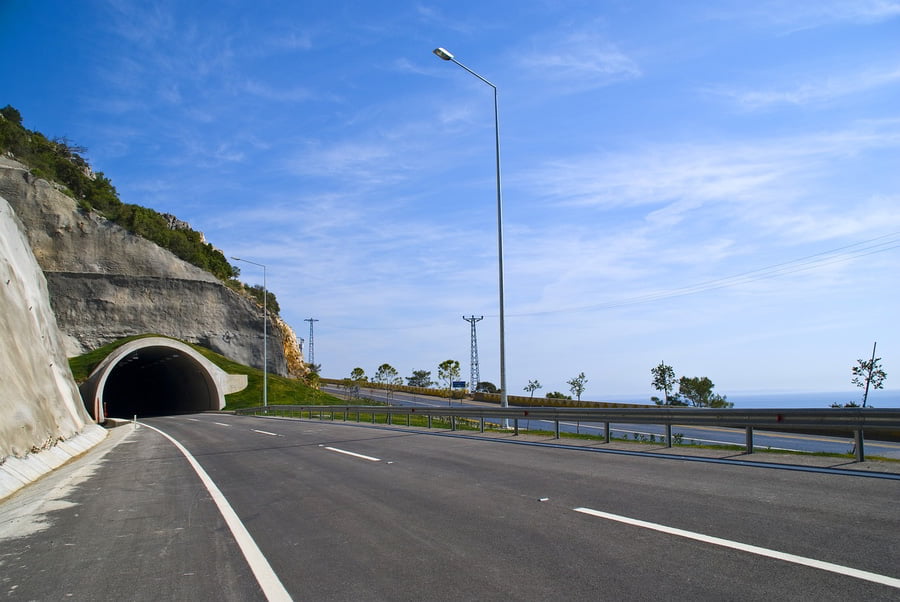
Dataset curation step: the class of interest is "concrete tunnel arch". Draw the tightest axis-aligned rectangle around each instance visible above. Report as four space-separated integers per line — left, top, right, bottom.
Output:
80 337 248 422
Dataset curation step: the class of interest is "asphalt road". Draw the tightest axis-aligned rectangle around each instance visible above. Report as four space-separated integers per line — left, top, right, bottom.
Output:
325 385 900 458
2 414 898 600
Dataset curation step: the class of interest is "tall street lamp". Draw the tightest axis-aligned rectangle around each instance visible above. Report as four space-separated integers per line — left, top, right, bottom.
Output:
433 47 509 413
231 256 268 407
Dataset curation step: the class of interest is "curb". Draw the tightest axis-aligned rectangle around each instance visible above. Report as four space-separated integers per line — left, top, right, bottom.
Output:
0 424 108 502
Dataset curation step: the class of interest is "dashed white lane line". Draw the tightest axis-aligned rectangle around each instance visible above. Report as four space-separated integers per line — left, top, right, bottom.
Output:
140 422 291 601
323 446 381 462
252 429 280 436
574 507 900 590
214 422 231 427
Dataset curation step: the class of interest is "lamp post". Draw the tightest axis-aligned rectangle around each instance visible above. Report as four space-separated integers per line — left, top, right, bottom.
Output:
433 47 509 414
231 256 268 408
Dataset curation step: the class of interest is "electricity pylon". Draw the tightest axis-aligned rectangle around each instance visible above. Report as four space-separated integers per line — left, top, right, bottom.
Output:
463 315 483 392
304 318 319 367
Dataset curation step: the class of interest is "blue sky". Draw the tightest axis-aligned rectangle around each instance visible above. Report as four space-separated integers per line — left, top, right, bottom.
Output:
3 1 899 405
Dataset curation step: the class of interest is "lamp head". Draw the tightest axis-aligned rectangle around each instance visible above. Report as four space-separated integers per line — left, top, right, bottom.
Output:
433 47 454 61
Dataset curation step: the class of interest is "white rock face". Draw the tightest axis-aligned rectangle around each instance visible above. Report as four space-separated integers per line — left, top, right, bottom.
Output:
0 195 92 460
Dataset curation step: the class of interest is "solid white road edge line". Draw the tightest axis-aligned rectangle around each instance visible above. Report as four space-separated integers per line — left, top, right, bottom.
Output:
324 447 381 462
141 422 292 601
574 507 900 590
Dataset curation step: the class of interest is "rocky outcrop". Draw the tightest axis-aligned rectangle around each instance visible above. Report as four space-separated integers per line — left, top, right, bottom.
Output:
277 315 308 378
0 156 303 376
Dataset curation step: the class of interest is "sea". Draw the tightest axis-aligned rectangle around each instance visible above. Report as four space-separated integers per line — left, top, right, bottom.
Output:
600 390 900 409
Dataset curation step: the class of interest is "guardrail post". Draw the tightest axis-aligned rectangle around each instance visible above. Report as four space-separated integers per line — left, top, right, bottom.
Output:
555 420 560 439
428 415 432 429
451 416 457 431
480 417 485 433
514 419 519 436
387 411 392 425
605 423 611 443
665 424 672 448
854 429 865 462
745 426 754 454
372 412 376 424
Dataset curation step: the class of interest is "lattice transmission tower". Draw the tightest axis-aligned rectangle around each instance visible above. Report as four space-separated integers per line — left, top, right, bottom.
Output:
463 315 483 392
304 318 319 367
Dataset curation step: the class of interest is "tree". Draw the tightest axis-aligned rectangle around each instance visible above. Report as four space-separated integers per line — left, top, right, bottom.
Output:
374 363 397 385
339 377 358 399
374 363 401 402
0 105 22 126
406 370 434 388
651 362 678 405
304 363 321 389
524 379 542 398
247 284 281 316
678 376 732 408
350 367 367 382
438 359 461 405
477 381 498 393
851 342 887 408
567 372 587 402
350 367 369 399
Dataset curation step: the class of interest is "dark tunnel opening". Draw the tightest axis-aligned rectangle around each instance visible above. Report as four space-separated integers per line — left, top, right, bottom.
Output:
102 346 218 418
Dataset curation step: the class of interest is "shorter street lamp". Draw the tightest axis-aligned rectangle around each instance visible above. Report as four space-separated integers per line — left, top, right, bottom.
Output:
231 256 268 407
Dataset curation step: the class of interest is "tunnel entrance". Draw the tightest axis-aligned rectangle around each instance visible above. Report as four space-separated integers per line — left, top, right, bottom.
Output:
80 337 247 421
102 347 217 417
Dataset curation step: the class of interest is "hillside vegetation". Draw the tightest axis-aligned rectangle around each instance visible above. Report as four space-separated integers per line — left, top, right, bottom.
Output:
0 105 278 314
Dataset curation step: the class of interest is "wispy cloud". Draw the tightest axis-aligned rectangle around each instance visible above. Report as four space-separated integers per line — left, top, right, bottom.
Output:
523 121 900 210
242 80 315 103
285 140 405 186
516 26 641 92
710 0 900 30
414 4 479 34
710 64 900 110
772 0 900 27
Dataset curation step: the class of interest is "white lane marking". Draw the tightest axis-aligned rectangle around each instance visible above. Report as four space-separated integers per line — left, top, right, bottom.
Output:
324 447 381 462
140 422 291 601
187 418 200 422
252 429 280 437
214 422 232 427
574 507 900 590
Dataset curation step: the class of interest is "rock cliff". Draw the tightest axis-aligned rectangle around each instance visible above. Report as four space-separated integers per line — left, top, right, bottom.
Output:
0 194 97 460
0 156 304 377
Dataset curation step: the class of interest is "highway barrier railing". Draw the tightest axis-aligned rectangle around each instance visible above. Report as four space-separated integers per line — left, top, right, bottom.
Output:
233 405 900 462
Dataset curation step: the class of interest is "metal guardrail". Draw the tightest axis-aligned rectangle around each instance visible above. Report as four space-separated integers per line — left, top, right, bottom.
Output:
234 405 900 462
